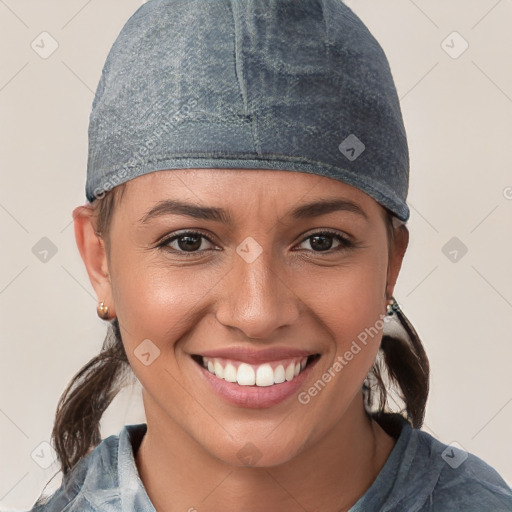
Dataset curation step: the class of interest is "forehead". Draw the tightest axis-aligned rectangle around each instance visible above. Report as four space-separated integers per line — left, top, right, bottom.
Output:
123 168 380 210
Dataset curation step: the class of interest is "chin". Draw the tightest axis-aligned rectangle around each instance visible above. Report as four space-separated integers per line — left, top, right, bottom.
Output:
204 432 304 469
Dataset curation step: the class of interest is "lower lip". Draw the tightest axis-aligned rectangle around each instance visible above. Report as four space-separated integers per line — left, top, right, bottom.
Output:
193 357 319 409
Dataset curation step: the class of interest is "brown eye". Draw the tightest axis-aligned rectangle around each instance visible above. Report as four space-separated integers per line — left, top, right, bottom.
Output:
297 231 354 253
159 232 216 253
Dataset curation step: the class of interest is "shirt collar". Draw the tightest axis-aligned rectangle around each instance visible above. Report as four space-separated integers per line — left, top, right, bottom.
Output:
117 423 155 511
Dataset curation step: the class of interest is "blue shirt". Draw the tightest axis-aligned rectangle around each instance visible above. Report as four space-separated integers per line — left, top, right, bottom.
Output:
23 416 512 511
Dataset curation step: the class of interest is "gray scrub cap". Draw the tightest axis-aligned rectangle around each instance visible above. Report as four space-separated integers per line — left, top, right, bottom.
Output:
86 0 410 221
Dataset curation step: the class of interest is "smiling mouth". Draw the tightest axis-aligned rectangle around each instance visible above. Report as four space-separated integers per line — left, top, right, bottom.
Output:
191 354 321 387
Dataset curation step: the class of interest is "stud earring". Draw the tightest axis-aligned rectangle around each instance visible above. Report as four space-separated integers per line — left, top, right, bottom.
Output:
383 297 406 338
97 301 110 320
386 297 399 317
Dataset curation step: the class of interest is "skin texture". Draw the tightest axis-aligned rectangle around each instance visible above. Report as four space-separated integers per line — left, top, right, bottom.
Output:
74 168 409 512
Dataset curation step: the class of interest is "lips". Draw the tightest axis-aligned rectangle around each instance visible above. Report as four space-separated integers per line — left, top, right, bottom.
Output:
190 351 321 408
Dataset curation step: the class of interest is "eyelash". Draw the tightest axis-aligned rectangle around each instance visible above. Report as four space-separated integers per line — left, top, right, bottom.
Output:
156 229 356 257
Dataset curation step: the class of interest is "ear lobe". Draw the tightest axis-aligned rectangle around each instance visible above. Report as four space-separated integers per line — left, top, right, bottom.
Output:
73 205 115 315
386 223 409 299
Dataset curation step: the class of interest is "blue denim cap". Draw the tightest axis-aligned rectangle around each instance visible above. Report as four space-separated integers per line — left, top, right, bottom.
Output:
86 0 410 221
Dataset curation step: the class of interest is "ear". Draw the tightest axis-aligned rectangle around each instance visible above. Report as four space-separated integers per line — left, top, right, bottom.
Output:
73 204 116 318
385 221 409 300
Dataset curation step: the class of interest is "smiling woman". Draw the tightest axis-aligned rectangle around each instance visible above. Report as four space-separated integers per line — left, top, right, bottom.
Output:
23 0 512 511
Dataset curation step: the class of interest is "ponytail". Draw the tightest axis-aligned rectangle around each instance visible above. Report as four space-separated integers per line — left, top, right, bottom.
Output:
51 318 131 476
364 305 430 428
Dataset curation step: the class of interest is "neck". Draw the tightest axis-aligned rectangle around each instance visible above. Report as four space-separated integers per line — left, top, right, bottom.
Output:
135 393 396 512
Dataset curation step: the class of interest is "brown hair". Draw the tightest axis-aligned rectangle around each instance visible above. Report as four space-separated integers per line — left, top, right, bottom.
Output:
50 185 131 477
51 185 429 477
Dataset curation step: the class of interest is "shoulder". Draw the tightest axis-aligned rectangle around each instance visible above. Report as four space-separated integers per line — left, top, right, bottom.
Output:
395 426 512 511
421 431 511 510
26 424 147 512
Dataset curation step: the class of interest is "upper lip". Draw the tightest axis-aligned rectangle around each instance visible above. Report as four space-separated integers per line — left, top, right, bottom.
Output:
192 347 318 364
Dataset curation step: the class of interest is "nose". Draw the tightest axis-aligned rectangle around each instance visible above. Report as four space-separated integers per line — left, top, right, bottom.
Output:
214 243 301 340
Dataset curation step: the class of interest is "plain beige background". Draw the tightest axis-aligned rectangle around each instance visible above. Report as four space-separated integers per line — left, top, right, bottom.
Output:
1 0 511 509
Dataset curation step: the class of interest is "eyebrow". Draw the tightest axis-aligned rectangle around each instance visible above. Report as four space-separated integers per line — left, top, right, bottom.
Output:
139 198 368 225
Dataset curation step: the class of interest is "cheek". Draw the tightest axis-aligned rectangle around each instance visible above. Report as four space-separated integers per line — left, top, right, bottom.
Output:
109 258 207 408
301 249 388 338
299 249 388 382
108 242 206 350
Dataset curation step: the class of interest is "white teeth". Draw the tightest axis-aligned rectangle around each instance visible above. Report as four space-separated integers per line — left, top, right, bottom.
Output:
213 360 224 379
285 362 295 381
223 362 237 382
274 365 285 384
237 363 255 386
202 356 310 387
256 364 274 387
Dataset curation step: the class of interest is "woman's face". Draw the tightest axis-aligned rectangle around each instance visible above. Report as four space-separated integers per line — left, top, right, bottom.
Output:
78 169 407 467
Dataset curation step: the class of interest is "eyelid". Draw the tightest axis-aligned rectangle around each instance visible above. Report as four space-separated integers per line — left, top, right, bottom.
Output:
156 229 218 249
298 228 354 243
